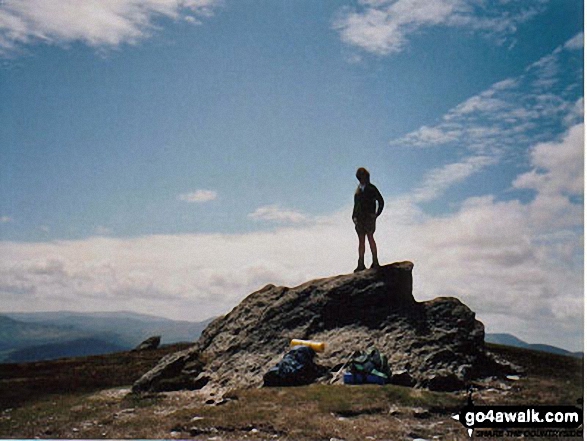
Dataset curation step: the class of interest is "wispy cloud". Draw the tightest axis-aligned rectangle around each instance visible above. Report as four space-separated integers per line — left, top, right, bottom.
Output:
178 189 218 203
564 32 584 50
389 33 583 202
0 0 222 55
0 216 12 223
412 155 497 203
248 205 309 224
333 0 547 56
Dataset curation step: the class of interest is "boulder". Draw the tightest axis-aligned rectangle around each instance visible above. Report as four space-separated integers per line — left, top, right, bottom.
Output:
132 336 161 352
132 261 513 394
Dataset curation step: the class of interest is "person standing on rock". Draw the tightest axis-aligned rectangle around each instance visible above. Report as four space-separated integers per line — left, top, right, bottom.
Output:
352 167 384 272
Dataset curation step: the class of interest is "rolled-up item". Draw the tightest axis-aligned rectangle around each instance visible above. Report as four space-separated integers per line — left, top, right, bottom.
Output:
290 339 326 353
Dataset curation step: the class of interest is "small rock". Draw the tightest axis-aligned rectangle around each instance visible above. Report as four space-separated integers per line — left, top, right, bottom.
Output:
425 371 465 392
457 364 473 380
190 427 218 436
388 405 401 416
133 336 161 351
413 408 431 419
506 375 520 381
390 369 415 387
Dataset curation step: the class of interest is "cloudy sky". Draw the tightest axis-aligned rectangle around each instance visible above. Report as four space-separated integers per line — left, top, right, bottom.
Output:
0 0 583 351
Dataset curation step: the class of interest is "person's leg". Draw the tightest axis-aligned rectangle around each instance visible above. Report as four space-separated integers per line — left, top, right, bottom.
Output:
367 233 379 268
355 233 366 272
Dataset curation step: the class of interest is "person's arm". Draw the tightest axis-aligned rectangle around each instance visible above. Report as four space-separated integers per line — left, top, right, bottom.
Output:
375 187 384 217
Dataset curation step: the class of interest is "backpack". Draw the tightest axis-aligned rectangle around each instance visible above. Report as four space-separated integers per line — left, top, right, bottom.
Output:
263 346 319 387
348 347 391 383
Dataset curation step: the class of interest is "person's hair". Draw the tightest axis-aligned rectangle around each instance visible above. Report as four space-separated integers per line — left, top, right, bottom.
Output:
356 167 370 183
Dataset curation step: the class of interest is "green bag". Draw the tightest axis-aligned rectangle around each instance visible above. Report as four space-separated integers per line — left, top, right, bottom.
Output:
349 347 391 381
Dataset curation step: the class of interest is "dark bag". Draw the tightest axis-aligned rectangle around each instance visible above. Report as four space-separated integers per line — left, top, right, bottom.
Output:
263 346 319 387
349 347 391 383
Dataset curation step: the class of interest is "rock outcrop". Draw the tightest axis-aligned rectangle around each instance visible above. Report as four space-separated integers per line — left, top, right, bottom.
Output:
132 262 511 394
132 336 161 352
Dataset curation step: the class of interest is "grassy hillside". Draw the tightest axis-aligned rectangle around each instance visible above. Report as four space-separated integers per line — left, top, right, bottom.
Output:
0 343 582 440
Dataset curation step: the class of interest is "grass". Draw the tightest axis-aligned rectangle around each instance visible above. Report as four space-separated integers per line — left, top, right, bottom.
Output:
0 343 192 410
483 343 583 406
0 343 582 440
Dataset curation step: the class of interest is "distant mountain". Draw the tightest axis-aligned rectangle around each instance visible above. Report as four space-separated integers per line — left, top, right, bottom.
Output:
5 338 127 363
0 312 215 363
486 333 583 358
0 315 92 351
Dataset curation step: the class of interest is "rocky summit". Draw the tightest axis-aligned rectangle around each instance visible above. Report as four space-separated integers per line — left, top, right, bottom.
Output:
132 262 513 394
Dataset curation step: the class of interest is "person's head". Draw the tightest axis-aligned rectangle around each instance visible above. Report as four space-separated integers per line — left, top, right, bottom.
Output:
356 167 370 184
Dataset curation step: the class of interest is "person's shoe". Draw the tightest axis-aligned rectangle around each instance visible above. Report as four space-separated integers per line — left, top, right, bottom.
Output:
354 260 366 273
371 257 380 269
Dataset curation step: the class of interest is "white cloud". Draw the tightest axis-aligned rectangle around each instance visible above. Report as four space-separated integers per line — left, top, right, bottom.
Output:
412 155 497 202
178 189 218 203
513 123 584 231
514 123 584 197
390 34 583 164
0 0 221 55
564 32 584 50
248 205 309 224
333 0 547 56
0 216 12 223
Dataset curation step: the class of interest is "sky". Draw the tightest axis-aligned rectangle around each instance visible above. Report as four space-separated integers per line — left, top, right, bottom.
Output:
0 0 583 351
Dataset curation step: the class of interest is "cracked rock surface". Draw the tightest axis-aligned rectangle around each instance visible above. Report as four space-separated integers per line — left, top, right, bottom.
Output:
133 262 513 394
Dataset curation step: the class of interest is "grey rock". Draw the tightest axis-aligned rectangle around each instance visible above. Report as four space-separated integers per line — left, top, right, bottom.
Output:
413 407 431 419
457 364 473 380
423 370 466 392
132 336 161 351
132 261 509 393
390 369 416 387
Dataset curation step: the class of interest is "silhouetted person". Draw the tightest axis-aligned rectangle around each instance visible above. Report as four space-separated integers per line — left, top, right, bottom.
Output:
352 167 384 272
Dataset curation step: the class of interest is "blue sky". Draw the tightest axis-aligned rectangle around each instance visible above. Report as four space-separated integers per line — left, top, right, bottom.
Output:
0 0 583 350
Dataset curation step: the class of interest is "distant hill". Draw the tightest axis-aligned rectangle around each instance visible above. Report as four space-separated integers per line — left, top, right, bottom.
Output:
5 338 127 363
486 333 583 358
0 312 214 363
0 315 93 351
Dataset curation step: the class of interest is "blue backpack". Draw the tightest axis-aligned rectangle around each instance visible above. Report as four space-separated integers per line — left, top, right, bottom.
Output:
263 346 319 387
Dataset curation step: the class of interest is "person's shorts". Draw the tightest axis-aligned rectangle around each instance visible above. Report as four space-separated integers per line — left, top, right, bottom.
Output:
354 215 376 235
